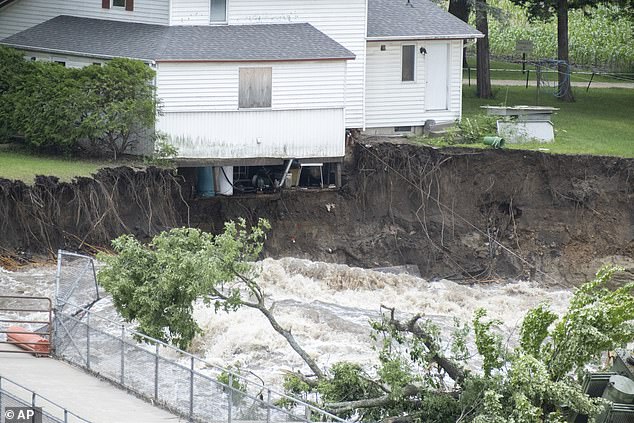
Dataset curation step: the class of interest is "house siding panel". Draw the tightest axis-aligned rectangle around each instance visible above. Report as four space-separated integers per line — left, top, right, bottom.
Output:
170 0 209 25
0 0 169 40
156 60 346 159
156 60 346 112
227 0 367 129
365 39 463 128
157 108 345 159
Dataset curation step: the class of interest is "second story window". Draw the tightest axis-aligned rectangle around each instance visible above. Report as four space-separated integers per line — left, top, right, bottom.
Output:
102 0 133 11
210 0 227 23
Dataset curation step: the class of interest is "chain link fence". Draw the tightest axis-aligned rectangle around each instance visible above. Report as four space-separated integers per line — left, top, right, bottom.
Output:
53 251 346 423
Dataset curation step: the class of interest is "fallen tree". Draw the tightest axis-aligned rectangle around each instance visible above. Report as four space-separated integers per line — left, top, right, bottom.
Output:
98 222 634 422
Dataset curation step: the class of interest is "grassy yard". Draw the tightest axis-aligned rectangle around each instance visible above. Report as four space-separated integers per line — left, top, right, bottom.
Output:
454 86 634 157
0 149 115 183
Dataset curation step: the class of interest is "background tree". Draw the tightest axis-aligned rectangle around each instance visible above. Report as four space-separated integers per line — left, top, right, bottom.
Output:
11 62 87 153
0 48 158 157
448 0 472 68
80 59 158 160
475 0 494 98
507 0 632 102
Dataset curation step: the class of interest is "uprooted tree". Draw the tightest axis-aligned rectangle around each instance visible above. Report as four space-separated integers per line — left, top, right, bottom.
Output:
98 221 634 422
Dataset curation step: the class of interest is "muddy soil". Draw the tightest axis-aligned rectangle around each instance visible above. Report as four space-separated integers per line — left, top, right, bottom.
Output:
190 142 634 286
1 143 632 286
0 167 185 257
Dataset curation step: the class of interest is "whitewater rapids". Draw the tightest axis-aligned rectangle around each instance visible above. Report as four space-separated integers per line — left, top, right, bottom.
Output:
1 257 574 387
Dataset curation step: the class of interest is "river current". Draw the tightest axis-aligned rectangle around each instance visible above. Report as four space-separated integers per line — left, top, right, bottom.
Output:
0 257 575 388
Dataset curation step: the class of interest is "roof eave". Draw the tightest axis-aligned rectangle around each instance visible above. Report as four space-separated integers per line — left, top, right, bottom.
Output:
156 56 356 63
0 42 155 63
367 33 484 41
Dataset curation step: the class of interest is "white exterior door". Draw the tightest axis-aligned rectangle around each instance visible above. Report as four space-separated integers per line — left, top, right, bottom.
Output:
425 42 449 111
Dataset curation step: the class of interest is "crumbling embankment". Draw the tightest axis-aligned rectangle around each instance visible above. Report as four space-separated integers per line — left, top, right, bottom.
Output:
1 144 632 285
193 143 634 286
0 167 185 256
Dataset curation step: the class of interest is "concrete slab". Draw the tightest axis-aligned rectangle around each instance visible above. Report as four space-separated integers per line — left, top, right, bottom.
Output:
0 345 182 423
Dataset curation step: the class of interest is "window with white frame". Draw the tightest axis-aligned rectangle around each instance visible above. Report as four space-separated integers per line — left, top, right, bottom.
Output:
210 0 227 23
239 67 272 109
113 0 125 7
402 45 416 82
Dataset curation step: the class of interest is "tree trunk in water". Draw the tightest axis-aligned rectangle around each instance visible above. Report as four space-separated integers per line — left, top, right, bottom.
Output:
476 0 493 98
448 0 472 69
557 0 575 101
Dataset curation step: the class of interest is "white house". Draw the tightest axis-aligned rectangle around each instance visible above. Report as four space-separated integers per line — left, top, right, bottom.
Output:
0 0 480 190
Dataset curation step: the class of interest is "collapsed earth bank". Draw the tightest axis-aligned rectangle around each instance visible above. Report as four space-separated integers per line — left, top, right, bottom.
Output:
2 143 633 286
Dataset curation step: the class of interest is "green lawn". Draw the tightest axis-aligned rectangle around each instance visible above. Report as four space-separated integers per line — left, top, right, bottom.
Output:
0 150 114 183
457 86 634 157
463 59 632 85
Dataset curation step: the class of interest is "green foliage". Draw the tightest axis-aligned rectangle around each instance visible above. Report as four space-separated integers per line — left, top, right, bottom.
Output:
97 218 270 350
79 59 157 159
486 1 634 70
144 132 179 167
542 266 634 380
0 47 157 156
218 367 248 405
421 114 498 146
519 303 558 357
10 61 87 152
284 267 632 422
0 46 33 141
473 308 504 377
470 266 634 422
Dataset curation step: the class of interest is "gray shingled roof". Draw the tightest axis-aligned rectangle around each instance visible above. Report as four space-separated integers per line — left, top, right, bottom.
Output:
1 15 356 62
368 0 482 39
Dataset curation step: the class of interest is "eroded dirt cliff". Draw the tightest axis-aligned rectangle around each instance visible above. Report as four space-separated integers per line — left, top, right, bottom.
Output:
1 143 632 285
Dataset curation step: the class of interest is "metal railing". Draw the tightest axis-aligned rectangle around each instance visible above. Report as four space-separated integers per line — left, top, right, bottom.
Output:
53 302 346 423
0 375 91 423
0 296 52 356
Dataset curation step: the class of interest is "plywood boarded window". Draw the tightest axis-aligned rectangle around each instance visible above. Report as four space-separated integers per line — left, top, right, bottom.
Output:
402 45 416 82
239 67 272 109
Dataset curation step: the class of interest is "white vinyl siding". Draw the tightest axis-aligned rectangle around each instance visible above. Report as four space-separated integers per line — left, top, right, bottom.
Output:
156 59 347 159
157 108 345 159
20 50 107 68
170 0 209 25
0 0 169 39
156 60 346 113
227 0 367 129
365 40 464 128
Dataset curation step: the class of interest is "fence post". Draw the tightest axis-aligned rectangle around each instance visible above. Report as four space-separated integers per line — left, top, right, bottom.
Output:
86 311 91 369
120 325 125 385
154 343 159 401
189 356 194 422
64 409 68 423
32 392 36 407
526 69 530 89
228 374 233 423
266 389 271 423
587 72 595 92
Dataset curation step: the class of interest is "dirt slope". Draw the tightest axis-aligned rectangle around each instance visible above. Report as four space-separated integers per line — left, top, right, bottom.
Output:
192 142 634 286
1 143 632 285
